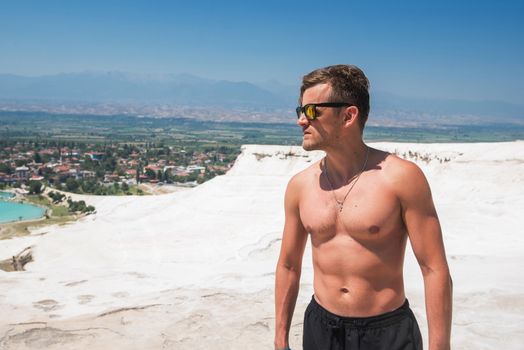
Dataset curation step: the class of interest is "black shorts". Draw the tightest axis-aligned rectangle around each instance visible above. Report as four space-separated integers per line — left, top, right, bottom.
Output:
303 296 423 350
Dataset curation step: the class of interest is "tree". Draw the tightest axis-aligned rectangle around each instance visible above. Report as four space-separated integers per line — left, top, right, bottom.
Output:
82 155 95 171
187 172 198 182
81 180 96 193
48 191 65 203
67 199 95 213
33 152 43 164
136 163 141 184
0 163 12 175
164 171 173 184
66 178 80 192
145 168 156 179
28 181 43 194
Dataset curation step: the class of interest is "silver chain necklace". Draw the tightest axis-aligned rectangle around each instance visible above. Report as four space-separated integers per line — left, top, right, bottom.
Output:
323 146 369 212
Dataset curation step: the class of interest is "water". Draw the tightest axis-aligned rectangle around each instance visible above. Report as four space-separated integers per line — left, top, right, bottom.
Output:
0 199 46 224
0 191 15 200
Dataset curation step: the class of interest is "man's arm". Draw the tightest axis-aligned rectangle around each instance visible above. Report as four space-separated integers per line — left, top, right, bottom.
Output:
275 176 308 350
396 161 453 350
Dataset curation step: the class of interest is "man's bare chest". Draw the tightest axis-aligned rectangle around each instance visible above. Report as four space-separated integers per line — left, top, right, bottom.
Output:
299 178 404 245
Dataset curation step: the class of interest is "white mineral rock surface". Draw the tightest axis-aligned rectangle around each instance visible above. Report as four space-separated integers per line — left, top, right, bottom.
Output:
0 142 523 349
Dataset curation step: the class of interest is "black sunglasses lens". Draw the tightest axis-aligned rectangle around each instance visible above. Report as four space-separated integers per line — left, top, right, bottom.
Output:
305 105 315 119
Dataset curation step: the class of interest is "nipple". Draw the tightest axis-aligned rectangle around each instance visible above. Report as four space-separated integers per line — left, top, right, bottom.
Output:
369 225 380 234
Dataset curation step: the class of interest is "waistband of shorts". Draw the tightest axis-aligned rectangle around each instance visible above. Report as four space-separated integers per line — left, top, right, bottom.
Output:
308 295 412 329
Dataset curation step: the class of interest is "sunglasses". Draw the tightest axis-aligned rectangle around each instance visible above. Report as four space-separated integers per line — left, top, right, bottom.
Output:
295 102 352 120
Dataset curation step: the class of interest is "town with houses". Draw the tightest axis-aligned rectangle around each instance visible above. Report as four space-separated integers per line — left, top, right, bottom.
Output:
0 141 237 195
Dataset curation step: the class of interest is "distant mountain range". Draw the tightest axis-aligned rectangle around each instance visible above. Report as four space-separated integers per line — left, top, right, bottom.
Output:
0 72 289 108
371 91 524 121
0 71 522 124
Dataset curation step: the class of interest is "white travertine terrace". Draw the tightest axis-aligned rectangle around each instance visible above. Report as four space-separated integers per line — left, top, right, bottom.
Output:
1 142 523 349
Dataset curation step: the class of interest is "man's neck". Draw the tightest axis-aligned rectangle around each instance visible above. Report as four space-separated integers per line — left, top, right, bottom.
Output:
323 140 368 185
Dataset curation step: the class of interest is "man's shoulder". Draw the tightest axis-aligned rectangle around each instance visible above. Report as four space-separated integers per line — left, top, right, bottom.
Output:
286 160 321 191
376 149 428 196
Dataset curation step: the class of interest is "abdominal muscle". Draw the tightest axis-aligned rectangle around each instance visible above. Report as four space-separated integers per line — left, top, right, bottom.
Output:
311 233 408 317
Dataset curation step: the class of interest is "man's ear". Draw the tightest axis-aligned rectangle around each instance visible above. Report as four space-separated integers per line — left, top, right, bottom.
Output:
343 106 359 125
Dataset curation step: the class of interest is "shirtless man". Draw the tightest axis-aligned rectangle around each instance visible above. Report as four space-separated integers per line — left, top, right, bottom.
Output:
274 65 452 350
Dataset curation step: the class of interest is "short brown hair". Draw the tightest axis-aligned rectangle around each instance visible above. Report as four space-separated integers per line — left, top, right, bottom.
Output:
300 64 370 130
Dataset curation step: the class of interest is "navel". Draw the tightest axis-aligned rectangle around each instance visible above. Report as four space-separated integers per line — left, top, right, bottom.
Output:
340 287 350 293
368 225 380 234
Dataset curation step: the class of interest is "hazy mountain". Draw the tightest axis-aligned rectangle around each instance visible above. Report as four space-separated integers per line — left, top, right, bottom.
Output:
372 91 524 120
0 72 289 108
0 72 522 124
254 81 524 122
255 79 299 105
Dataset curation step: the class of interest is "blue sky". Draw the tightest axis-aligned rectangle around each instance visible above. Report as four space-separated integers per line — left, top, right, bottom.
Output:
0 0 523 104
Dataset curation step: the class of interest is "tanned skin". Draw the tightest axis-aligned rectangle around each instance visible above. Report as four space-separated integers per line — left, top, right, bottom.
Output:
274 83 452 350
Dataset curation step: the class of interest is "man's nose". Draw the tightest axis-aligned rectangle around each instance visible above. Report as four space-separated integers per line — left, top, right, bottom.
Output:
296 113 310 127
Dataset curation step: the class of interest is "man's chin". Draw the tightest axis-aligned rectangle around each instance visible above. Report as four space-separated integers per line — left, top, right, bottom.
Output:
302 141 319 151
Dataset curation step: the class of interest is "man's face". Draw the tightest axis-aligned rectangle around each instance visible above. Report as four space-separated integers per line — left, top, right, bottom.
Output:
297 84 344 151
